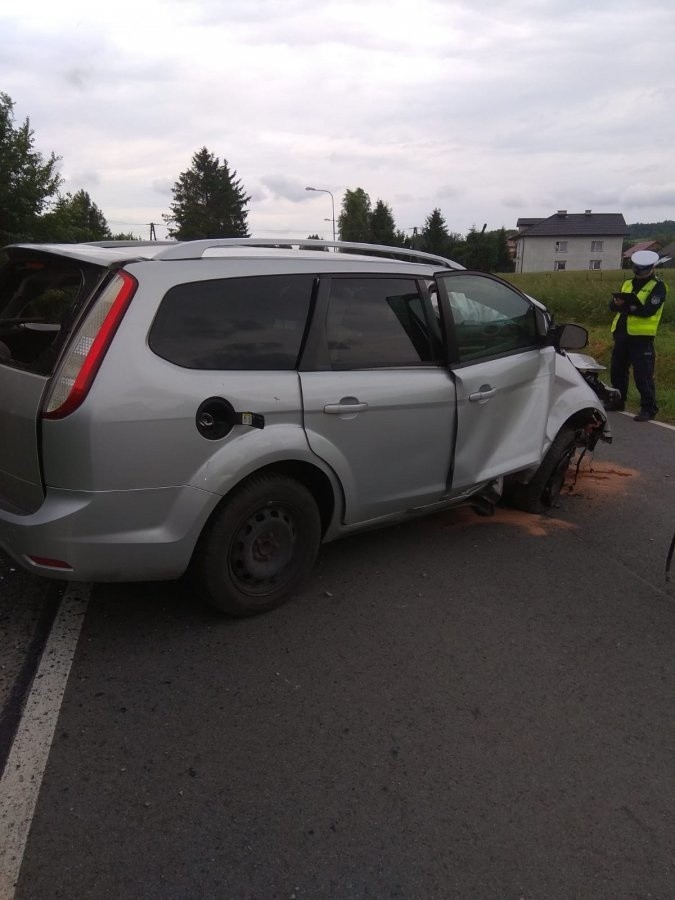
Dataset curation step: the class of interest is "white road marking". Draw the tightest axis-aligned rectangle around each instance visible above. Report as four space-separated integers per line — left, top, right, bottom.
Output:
619 411 675 431
0 584 90 900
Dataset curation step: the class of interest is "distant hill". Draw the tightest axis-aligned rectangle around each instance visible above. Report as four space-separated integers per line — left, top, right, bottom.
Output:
627 220 675 240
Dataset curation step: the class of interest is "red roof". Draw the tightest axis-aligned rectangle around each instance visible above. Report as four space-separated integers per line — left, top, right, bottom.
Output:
623 240 660 259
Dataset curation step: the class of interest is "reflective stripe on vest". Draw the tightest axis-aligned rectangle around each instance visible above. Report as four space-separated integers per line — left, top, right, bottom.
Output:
611 278 666 336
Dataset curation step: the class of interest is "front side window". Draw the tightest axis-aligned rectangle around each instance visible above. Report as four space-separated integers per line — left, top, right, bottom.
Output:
591 240 604 252
438 273 537 363
589 259 602 270
554 260 567 271
325 278 434 369
148 274 314 370
555 241 568 252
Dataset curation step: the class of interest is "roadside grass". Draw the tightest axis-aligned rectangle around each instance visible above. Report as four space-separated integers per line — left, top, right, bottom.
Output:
502 270 675 424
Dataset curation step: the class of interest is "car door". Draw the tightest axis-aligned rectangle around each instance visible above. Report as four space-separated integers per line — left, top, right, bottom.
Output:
299 274 456 525
436 272 555 492
0 252 103 513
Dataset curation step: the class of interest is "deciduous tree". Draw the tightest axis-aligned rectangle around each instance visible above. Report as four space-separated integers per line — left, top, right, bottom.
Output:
37 189 111 242
0 92 62 244
338 188 371 242
492 227 514 273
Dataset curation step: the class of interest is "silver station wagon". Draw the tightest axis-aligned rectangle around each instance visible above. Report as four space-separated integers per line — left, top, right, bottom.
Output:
0 239 610 615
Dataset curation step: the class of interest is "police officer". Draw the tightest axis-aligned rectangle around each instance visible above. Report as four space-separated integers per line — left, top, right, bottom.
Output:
609 249 668 421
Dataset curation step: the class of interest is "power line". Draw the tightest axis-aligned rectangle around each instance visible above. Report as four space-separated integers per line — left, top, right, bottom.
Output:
105 219 168 241
105 219 156 227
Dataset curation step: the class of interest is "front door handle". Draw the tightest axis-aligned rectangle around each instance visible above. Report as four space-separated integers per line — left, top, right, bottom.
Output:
469 385 497 403
324 400 369 415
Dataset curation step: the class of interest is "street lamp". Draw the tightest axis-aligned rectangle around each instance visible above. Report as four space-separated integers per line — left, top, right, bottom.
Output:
305 186 335 242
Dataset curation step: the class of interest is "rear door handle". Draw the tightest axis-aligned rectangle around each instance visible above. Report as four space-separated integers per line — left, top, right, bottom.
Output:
469 386 497 403
324 402 369 414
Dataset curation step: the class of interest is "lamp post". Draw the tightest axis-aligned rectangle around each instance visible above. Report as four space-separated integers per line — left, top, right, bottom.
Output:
305 186 335 242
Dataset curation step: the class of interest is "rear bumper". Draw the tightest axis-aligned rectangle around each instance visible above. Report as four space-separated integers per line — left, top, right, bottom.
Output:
0 484 218 582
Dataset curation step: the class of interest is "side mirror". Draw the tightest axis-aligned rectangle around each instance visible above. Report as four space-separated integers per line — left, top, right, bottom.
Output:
534 306 551 338
556 323 588 350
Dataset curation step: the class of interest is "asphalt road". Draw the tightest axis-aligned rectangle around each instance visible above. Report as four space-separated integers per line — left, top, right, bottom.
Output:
3 412 675 899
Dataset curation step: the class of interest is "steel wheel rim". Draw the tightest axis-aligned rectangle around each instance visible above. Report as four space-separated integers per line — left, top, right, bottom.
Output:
228 503 298 597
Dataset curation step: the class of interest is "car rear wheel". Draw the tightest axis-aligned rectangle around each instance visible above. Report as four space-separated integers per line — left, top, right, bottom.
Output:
506 425 579 514
198 474 322 616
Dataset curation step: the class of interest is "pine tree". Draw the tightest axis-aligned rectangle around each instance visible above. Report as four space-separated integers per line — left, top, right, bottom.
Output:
420 208 450 256
163 147 250 240
0 92 62 244
369 199 399 246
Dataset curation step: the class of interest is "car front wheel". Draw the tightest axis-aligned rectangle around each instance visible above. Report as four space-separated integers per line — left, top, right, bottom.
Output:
506 425 579 514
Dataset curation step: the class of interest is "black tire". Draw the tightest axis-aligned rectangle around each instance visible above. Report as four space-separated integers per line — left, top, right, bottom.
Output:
198 474 321 616
506 425 579 514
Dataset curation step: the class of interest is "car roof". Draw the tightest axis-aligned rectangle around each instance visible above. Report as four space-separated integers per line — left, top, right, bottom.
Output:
6 239 464 272
6 241 175 266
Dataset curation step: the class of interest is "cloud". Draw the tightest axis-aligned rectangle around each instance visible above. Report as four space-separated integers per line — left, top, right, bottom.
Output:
67 170 101 188
622 184 675 208
259 176 312 203
2 0 675 239
151 178 174 196
436 185 463 201
63 67 93 89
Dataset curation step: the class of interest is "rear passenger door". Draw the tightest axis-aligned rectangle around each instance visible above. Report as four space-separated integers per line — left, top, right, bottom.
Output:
300 275 456 525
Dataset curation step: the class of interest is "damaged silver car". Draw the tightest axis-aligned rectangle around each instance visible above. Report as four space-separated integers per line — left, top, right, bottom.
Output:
0 238 610 615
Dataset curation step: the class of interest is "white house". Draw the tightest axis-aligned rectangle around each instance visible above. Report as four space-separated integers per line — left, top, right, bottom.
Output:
514 210 626 273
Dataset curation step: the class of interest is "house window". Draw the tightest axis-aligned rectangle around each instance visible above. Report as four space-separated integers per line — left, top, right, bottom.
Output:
555 241 568 252
591 240 604 252
554 261 567 271
589 259 602 270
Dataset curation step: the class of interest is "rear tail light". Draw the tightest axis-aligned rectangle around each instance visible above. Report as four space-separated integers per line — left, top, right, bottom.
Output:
26 555 74 571
43 270 137 419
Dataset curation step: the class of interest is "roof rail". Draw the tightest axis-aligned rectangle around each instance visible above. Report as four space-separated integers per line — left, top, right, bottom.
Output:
152 237 459 268
84 240 176 248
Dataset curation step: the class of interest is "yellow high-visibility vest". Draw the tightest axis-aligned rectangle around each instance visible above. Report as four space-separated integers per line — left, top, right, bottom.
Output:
611 278 666 335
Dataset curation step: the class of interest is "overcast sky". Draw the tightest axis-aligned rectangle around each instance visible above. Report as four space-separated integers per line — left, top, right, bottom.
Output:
3 0 674 241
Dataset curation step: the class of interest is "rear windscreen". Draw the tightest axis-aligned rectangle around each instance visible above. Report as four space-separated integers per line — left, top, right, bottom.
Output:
0 255 104 375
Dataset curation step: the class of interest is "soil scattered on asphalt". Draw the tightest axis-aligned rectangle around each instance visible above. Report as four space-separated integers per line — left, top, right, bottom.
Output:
450 506 575 537
447 459 639 537
563 460 638 499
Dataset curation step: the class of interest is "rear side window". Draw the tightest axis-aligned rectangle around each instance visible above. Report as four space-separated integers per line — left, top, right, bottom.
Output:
0 256 102 375
149 274 314 370
326 277 436 369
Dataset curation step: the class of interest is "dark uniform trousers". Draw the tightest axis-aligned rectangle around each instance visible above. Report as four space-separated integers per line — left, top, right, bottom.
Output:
610 332 657 415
